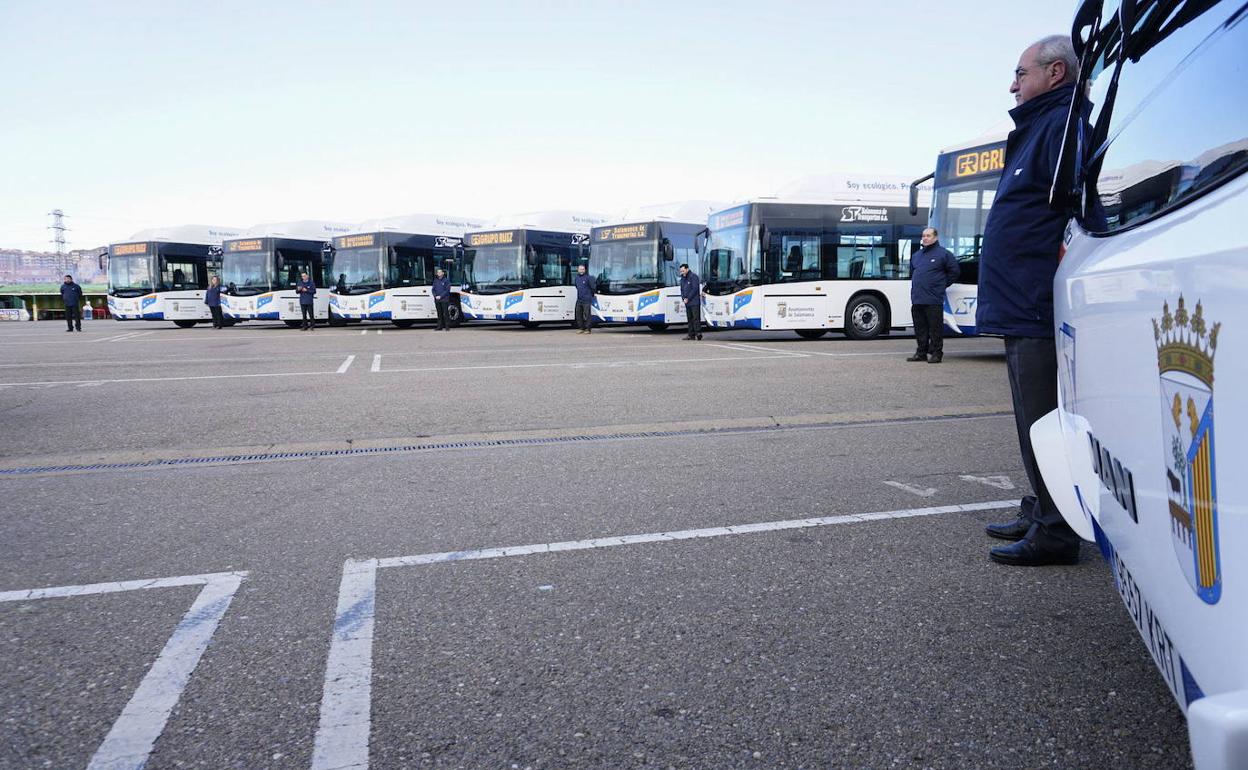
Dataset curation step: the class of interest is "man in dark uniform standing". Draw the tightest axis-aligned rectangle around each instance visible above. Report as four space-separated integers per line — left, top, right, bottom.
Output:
60 274 83 332
679 263 702 341
296 271 316 331
573 263 595 334
205 275 225 329
978 34 1082 566
907 227 960 363
431 268 452 331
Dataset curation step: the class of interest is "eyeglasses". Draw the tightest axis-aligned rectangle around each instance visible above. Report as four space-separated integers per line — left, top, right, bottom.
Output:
1014 60 1058 81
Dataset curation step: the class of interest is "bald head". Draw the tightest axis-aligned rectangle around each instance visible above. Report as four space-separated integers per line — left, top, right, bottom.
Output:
1011 35 1078 106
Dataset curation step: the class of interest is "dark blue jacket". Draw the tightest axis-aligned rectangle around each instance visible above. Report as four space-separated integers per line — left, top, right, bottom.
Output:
910 243 959 305
431 276 451 301
59 281 82 308
976 83 1075 338
573 272 595 303
204 284 222 307
679 271 701 303
296 278 316 305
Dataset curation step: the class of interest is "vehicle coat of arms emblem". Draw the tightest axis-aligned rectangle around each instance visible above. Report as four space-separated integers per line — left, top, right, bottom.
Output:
777 302 787 319
1154 296 1222 604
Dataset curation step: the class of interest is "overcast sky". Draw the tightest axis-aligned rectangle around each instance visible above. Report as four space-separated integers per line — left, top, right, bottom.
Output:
0 1 1073 251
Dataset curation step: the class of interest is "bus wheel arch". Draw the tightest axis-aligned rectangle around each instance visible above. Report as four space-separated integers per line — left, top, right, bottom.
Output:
843 292 888 340
647 322 670 332
173 320 198 329
795 328 827 339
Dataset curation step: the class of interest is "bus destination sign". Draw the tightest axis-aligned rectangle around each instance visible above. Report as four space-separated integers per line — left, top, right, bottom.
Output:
466 230 518 248
226 239 265 253
112 243 148 256
334 234 376 249
592 223 650 243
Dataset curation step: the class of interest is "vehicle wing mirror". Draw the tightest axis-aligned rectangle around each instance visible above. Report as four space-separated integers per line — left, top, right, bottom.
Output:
897 238 912 268
758 224 770 254
661 238 674 261
526 245 538 265
694 227 709 256
909 172 933 216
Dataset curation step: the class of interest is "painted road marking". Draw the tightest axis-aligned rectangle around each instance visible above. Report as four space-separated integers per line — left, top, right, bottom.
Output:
311 499 1016 770
370 354 381 373
337 355 356 374
377 353 801 375
706 342 808 358
0 370 349 388
883 480 938 497
0 571 248 770
960 474 1016 490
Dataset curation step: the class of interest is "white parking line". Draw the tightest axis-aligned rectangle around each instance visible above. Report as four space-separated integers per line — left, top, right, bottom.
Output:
377 352 800 374
311 498 1015 770
0 369 346 388
1 571 248 770
707 342 808 357
337 355 356 374
360 329 368 335
370 354 381 373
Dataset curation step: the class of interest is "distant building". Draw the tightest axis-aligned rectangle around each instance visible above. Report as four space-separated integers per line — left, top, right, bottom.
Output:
0 247 107 285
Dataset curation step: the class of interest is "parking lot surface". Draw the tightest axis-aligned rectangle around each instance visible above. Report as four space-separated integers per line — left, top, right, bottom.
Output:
0 319 1189 769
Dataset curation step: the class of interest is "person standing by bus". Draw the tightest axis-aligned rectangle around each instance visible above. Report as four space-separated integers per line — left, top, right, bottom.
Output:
296 271 316 331
907 227 960 363
679 263 702 340
573 263 595 334
60 274 83 332
205 275 225 329
431 268 452 331
978 34 1082 566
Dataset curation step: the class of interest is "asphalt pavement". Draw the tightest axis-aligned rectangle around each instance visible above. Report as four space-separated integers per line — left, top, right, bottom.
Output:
0 318 1190 769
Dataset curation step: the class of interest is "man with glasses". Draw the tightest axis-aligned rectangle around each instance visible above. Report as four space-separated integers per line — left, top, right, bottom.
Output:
977 35 1082 566
907 227 959 363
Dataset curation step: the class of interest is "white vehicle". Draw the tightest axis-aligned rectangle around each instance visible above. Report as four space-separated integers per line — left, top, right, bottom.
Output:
698 175 934 339
0 296 31 322
459 210 609 326
326 213 488 328
106 224 243 326
220 221 356 326
911 129 1010 335
589 201 725 330
1030 1 1247 767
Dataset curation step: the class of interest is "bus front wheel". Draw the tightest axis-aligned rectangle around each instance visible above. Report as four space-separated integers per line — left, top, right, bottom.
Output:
447 304 464 326
173 320 198 329
328 315 347 327
844 295 885 340
795 329 827 339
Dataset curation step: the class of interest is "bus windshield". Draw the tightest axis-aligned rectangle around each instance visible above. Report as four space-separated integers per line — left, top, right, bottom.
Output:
590 239 660 294
329 246 384 295
222 252 273 295
464 244 523 294
702 224 752 295
930 177 995 284
109 255 157 296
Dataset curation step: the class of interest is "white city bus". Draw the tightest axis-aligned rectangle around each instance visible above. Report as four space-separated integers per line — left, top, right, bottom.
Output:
327 213 488 328
107 225 243 327
589 201 725 331
459 210 609 326
699 175 933 339
1030 1 1247 767
910 129 1009 335
220 221 355 326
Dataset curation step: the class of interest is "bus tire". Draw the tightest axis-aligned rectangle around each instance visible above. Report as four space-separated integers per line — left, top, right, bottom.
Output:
392 319 414 329
328 315 347 327
844 295 885 340
173 320 198 328
795 329 827 339
284 320 302 328
447 303 463 326
647 323 670 332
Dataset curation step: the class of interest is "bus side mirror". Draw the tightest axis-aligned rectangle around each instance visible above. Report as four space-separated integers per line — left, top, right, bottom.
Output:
758 224 770 253
661 238 674 261
909 172 933 216
694 228 708 256
526 245 538 265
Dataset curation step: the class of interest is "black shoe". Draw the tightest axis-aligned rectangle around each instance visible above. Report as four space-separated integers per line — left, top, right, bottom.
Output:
990 536 1079 566
985 517 1031 541
696 333 703 340
683 335 694 340
927 354 943 363
906 353 926 362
